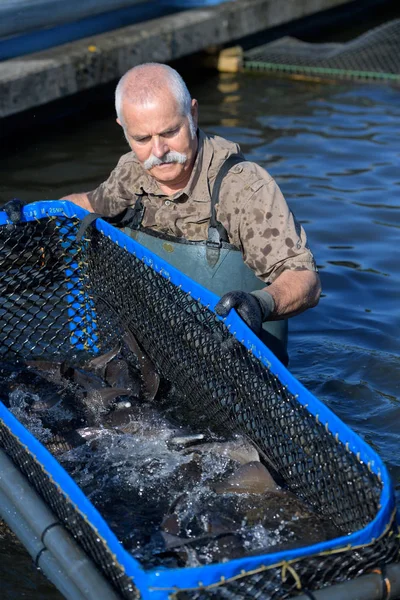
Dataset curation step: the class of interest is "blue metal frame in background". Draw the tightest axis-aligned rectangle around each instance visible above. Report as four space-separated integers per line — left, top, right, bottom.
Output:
0 0 237 60
0 2 177 61
0 200 397 600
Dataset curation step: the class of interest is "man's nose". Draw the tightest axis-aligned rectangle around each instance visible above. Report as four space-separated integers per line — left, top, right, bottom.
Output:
152 136 168 158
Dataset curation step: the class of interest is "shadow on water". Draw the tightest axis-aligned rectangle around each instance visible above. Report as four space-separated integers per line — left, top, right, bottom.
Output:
1 67 400 595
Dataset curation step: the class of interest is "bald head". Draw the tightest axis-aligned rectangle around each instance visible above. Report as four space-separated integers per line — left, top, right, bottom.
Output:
115 63 194 129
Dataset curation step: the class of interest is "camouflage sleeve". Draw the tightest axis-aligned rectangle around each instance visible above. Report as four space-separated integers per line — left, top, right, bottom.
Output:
216 163 317 283
87 153 138 217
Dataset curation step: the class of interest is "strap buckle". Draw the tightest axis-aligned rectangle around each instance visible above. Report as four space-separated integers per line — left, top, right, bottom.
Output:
206 226 222 249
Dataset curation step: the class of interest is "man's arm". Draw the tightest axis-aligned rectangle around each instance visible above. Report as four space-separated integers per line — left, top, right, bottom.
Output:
60 193 94 212
215 166 321 332
261 269 321 320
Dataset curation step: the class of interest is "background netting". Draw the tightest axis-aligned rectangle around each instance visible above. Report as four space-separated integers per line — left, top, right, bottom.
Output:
0 213 399 599
243 19 400 82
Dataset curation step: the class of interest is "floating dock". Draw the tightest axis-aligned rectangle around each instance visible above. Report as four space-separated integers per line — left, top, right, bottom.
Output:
0 0 352 119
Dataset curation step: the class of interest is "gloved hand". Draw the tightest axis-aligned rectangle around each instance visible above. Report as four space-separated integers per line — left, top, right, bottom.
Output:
215 289 275 335
2 198 23 223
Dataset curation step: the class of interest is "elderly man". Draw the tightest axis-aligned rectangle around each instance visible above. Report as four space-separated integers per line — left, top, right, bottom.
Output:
4 63 320 364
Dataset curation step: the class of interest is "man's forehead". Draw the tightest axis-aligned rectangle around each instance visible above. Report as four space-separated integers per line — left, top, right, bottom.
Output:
122 94 182 127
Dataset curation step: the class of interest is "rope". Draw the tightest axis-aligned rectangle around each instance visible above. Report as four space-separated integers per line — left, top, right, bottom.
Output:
243 61 400 82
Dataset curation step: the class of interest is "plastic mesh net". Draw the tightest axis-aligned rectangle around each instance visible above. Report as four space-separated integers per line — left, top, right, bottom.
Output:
0 211 399 599
243 19 400 82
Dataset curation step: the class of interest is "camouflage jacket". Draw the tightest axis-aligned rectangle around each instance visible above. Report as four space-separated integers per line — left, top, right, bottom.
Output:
87 129 317 283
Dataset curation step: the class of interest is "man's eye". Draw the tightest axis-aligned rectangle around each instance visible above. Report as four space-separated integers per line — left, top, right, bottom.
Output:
163 128 179 138
135 137 150 143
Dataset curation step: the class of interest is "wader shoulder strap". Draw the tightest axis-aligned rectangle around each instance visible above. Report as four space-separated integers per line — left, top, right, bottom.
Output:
206 154 244 266
208 154 244 248
75 194 145 241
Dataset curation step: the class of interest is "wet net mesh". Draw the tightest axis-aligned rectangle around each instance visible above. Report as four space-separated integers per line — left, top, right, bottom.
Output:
0 214 399 599
243 19 400 82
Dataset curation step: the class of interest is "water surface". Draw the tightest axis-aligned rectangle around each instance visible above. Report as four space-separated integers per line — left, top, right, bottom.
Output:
1 70 399 596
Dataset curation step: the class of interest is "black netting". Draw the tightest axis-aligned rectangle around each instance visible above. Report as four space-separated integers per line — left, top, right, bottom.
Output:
174 530 400 599
0 215 399 599
83 227 380 533
0 218 97 357
243 19 400 82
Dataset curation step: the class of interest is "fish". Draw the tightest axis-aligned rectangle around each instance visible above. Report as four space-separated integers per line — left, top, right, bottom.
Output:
104 358 132 389
122 330 160 401
1 338 151 450
84 344 121 376
21 359 134 429
1 343 341 570
184 436 260 464
21 325 161 413
152 474 341 568
213 461 281 495
169 433 206 448
44 429 104 455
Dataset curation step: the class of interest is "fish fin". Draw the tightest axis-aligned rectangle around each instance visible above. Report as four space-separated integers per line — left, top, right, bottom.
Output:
161 513 180 535
123 330 160 402
84 344 121 375
25 360 63 384
71 368 105 391
25 359 62 373
161 532 191 549
242 434 284 485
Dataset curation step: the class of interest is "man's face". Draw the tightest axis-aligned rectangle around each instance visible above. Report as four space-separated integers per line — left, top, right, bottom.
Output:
118 93 198 189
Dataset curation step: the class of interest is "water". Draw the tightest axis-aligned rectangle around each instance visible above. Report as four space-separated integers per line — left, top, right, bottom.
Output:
1 71 399 595
1 360 341 571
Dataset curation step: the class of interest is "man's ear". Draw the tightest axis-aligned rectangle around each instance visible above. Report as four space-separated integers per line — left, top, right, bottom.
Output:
191 99 199 127
116 118 122 127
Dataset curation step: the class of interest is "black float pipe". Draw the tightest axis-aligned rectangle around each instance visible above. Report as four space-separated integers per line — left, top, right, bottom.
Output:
0 487 87 599
293 561 400 600
0 449 122 600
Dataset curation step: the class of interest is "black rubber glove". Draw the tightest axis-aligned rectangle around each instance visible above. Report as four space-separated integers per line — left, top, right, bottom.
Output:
2 198 23 223
215 289 275 335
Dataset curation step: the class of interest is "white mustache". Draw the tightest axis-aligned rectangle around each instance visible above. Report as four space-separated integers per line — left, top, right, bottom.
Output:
144 151 187 170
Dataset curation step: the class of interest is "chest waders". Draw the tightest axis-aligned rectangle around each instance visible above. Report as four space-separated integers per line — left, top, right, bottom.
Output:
123 155 289 365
